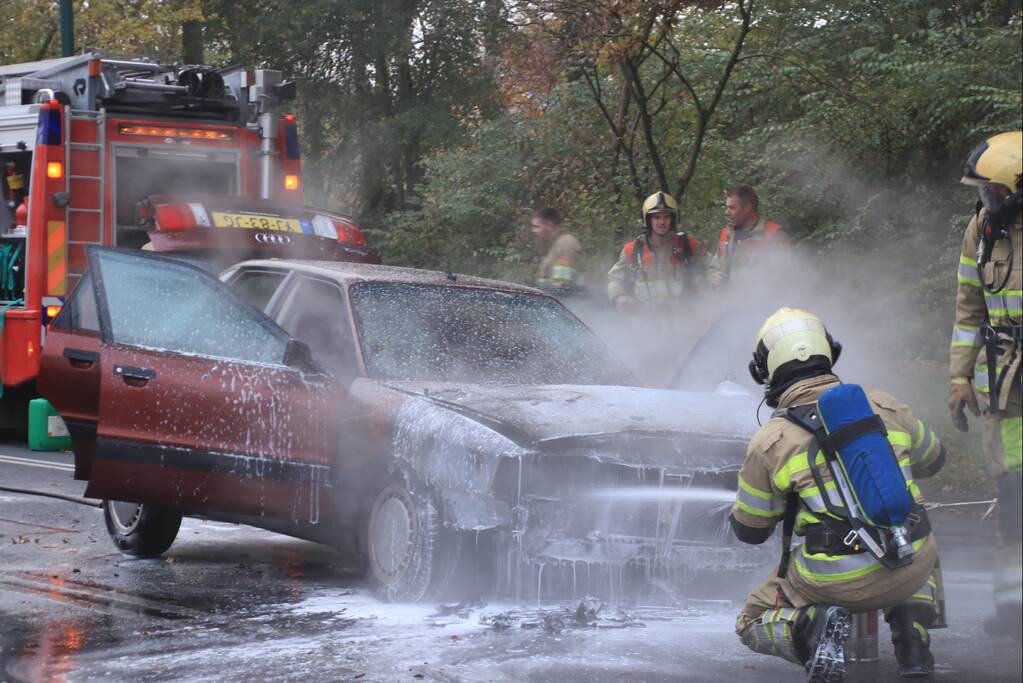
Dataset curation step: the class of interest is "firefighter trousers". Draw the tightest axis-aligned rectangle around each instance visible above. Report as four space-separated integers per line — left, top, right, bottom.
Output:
984 384 1022 612
736 534 940 663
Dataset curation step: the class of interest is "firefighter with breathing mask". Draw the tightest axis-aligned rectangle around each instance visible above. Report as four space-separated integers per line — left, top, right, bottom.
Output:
607 191 703 312
948 130 1022 641
732 307 947 681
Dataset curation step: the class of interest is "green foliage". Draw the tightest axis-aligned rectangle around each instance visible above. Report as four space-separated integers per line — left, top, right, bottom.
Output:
3 0 1019 365
393 0 1019 361
380 118 529 277
0 1 206 64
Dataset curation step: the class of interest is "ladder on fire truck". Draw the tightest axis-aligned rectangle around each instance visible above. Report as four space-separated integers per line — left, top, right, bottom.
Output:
64 108 105 285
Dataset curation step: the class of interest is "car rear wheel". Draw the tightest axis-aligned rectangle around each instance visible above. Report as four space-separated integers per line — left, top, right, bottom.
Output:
364 482 461 602
102 500 182 557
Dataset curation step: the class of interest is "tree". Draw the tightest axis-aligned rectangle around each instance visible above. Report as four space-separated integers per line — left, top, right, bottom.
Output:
0 1 209 66
505 1 752 203
210 0 502 214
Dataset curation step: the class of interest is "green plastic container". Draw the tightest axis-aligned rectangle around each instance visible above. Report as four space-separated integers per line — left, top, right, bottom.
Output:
28 398 73 452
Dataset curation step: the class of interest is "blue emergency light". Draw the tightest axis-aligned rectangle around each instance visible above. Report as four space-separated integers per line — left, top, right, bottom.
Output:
283 124 300 160
36 107 62 146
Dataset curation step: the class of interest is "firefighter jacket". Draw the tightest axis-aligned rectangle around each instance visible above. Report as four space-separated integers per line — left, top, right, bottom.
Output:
731 374 945 585
606 233 703 305
708 215 788 280
536 232 582 289
950 209 1022 411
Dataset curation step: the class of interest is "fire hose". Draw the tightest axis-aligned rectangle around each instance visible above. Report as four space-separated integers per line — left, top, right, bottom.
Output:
923 498 998 520
0 484 102 508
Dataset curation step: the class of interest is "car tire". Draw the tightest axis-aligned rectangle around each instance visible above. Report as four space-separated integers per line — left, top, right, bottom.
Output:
364 482 461 602
102 500 182 557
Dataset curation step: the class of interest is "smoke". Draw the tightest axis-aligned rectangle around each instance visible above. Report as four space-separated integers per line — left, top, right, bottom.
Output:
566 240 949 416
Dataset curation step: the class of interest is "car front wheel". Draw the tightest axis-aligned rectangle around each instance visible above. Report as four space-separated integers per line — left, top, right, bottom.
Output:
102 500 182 557
364 482 460 602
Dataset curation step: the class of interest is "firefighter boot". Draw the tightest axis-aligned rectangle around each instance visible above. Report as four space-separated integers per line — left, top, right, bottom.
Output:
794 605 852 683
887 604 935 678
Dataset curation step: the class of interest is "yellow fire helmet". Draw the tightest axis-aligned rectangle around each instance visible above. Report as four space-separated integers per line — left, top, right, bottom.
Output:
749 307 841 385
641 191 678 221
961 131 1023 191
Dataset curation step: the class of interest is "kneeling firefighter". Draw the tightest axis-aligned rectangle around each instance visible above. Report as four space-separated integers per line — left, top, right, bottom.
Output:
731 308 947 682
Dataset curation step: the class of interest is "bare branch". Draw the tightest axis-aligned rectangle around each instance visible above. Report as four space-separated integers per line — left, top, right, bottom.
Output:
675 0 754 196
621 58 669 193
643 38 703 114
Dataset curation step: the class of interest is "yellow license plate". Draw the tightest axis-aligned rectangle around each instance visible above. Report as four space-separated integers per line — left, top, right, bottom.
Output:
212 212 303 232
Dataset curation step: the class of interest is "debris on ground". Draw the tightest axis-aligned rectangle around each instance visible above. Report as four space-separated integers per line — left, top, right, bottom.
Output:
433 596 486 618
479 597 652 633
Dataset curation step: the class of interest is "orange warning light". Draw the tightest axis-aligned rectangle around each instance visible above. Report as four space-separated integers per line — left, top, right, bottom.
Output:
46 162 63 179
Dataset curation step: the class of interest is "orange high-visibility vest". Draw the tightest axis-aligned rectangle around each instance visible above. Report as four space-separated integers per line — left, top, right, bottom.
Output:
716 220 786 261
625 233 703 269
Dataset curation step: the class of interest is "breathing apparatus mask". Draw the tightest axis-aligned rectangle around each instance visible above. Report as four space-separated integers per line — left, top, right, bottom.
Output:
978 183 1022 232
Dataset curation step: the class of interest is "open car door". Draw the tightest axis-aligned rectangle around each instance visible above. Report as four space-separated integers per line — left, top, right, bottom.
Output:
41 248 341 522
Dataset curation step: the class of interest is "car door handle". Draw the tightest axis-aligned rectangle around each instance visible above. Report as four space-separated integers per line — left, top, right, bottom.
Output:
64 348 100 368
114 365 156 386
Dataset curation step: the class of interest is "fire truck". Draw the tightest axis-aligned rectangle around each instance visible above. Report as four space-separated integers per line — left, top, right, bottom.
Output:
0 51 377 427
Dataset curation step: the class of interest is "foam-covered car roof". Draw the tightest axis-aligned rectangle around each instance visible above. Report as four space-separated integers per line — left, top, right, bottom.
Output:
228 259 545 295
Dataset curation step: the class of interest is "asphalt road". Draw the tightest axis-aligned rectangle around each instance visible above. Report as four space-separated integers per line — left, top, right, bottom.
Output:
1 437 1020 683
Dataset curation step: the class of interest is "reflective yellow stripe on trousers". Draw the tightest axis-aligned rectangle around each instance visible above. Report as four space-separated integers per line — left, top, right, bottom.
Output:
751 607 800 663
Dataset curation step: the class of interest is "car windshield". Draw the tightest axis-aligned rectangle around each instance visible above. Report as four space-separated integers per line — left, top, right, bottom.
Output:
349 282 634 385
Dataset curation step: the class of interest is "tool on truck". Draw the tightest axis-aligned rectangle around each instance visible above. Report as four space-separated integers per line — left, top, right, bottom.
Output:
0 51 376 428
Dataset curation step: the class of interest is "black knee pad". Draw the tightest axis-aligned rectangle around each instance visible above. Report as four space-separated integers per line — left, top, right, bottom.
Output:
997 473 1022 542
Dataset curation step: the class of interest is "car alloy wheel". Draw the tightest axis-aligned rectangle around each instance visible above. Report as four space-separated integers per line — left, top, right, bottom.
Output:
107 501 144 534
368 485 418 581
102 500 182 558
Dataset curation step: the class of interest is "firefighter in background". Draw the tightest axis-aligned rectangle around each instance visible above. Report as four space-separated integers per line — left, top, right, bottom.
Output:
948 130 1022 641
732 307 946 682
607 191 703 311
532 207 582 293
708 184 788 286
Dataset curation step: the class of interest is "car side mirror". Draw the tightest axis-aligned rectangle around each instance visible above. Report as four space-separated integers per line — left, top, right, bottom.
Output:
284 339 325 376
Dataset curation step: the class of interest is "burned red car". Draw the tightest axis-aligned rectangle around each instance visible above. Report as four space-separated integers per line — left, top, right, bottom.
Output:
41 248 767 602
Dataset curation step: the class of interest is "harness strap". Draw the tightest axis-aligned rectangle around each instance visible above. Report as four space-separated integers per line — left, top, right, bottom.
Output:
777 491 799 579
819 414 886 454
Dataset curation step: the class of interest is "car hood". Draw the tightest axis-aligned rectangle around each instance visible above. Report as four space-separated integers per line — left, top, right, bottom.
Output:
377 381 759 450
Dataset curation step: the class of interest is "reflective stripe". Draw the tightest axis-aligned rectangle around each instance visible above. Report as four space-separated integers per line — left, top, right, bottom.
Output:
897 457 914 483
632 278 686 303
737 477 784 517
777 434 920 526
951 324 982 348
550 264 575 282
958 255 981 288
1001 417 1022 475
799 481 847 515
910 424 937 466
907 576 937 605
751 608 800 663
773 450 825 491
974 363 990 394
793 537 928 582
985 290 1023 320
888 431 911 447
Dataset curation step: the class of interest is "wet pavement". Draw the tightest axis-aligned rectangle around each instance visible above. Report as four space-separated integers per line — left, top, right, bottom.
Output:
2 438 1021 682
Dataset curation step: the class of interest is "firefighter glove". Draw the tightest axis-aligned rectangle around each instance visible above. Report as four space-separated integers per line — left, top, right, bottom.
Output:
948 380 980 432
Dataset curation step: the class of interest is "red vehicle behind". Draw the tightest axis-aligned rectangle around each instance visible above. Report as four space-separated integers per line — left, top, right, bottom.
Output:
0 52 376 426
